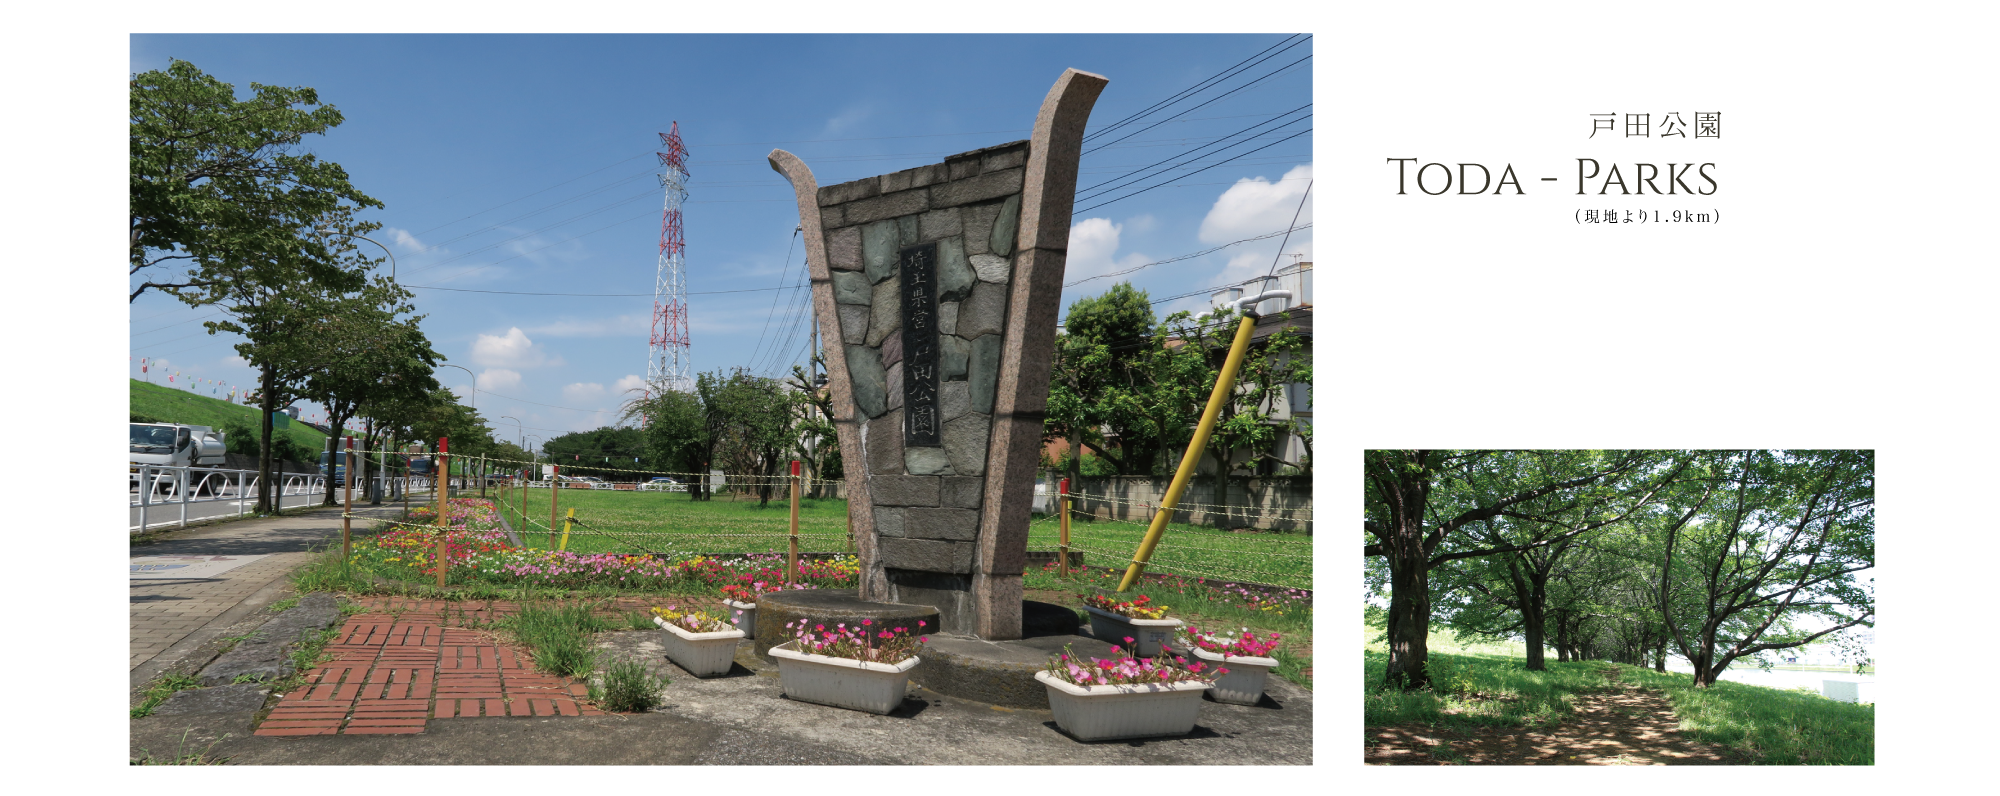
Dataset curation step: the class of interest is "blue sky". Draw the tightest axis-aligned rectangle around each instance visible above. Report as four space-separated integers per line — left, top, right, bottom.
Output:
127 34 1313 448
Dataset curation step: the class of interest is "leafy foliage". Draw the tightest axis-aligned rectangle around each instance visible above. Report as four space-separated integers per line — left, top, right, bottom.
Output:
130 59 380 303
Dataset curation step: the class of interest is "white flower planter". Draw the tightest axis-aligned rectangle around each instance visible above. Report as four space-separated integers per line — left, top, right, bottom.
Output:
653 616 745 678
722 599 757 638
1082 605 1183 657
768 641 920 715
1189 645 1279 705
1034 670 1210 741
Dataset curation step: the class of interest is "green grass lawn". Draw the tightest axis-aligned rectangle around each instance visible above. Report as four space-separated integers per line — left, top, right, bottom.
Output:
492 485 1314 593
1361 614 1873 764
1024 512 1312 591
494 485 854 555
130 378 328 453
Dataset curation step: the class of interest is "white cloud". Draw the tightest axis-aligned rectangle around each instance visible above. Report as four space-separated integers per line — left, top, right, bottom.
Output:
614 374 647 394
1184 163 1314 314
529 315 650 338
470 327 560 368
220 355 247 367
477 368 522 392
1198 163 1314 244
497 227 588 267
384 227 431 253
821 103 874 136
562 382 607 404
1063 217 1151 284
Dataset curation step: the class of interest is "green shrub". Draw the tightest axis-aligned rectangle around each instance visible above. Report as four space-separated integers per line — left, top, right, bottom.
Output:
599 659 669 713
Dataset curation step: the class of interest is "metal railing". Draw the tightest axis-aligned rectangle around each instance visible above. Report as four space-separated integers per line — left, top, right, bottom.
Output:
128 463 434 533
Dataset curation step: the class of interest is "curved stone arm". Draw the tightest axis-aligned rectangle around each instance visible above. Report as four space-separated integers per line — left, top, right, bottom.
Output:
974 68 1108 638
767 148 887 599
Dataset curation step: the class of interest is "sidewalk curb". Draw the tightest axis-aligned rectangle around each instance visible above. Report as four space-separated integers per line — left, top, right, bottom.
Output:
130 558 303 694
129 505 405 696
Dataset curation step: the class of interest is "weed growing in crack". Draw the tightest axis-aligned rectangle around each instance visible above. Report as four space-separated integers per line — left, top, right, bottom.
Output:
598 658 669 713
130 729 231 765
130 673 202 718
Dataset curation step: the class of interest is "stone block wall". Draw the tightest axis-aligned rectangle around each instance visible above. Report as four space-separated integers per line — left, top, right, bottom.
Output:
818 141 1030 633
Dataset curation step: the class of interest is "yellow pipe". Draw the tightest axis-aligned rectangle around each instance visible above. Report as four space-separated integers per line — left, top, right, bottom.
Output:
1118 310 1261 592
559 507 575 551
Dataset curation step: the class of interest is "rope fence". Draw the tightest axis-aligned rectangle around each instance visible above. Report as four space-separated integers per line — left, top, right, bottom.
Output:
1028 485 1312 591
330 457 1311 591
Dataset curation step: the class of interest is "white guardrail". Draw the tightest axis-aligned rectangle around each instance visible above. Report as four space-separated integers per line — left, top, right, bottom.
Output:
128 463 436 533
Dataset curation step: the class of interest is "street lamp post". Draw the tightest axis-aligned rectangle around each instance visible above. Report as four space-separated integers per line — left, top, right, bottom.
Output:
498 414 523 456
437 364 475 494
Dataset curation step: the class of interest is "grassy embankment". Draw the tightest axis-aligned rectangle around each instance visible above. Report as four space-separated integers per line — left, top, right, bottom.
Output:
129 378 328 454
1363 612 1874 764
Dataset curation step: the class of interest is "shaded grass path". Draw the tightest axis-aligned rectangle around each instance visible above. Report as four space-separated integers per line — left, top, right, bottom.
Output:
1366 668 1741 765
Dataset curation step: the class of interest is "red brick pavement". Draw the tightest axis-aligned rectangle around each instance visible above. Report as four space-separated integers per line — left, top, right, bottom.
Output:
255 598 615 737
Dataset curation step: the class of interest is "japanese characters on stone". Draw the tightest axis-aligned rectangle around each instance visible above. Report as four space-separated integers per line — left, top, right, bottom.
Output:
899 242 941 447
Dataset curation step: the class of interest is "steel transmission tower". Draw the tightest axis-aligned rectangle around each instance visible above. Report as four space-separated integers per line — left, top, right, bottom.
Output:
648 123 692 395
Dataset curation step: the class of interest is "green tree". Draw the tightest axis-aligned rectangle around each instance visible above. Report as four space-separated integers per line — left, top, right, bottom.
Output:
787 359 840 497
202 215 380 513
624 384 711 498
1651 450 1874 687
1363 450 1657 690
1160 306 1310 526
543 426 648 480
405 388 490 486
1051 283 1160 478
300 281 441 506
707 369 802 507
130 59 380 302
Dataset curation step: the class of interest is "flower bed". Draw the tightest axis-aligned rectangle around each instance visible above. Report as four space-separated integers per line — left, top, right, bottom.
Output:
349 499 863 594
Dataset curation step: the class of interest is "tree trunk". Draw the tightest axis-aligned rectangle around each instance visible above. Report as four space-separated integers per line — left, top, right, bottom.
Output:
321 417 344 507
1654 637 1668 672
1384 548 1432 689
256 364 276 513
1522 572 1549 671
1552 609 1571 662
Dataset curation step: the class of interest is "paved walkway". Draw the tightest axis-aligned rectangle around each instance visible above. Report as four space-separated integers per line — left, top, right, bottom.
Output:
259 598 607 736
129 500 409 685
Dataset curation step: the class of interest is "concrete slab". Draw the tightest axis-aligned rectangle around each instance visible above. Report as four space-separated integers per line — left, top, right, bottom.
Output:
588 628 1312 764
130 554 267 579
152 683 273 715
128 626 1310 765
197 592 343 685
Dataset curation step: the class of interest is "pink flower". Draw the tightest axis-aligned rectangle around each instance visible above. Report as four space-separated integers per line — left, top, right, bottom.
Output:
861 619 871 626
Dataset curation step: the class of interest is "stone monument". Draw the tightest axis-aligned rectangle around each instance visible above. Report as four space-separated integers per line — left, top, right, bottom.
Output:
769 68 1106 640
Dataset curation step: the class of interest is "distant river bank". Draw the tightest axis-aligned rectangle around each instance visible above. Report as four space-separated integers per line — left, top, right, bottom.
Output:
1663 661 1877 702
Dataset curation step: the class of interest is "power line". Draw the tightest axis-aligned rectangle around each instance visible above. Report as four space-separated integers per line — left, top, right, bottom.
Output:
1083 34 1307 144
1072 127 1311 217
406 284 807 297
1064 223 1312 288
746 227 802 377
130 310 224 337
1075 106 1311 202
1084 45 1312 155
